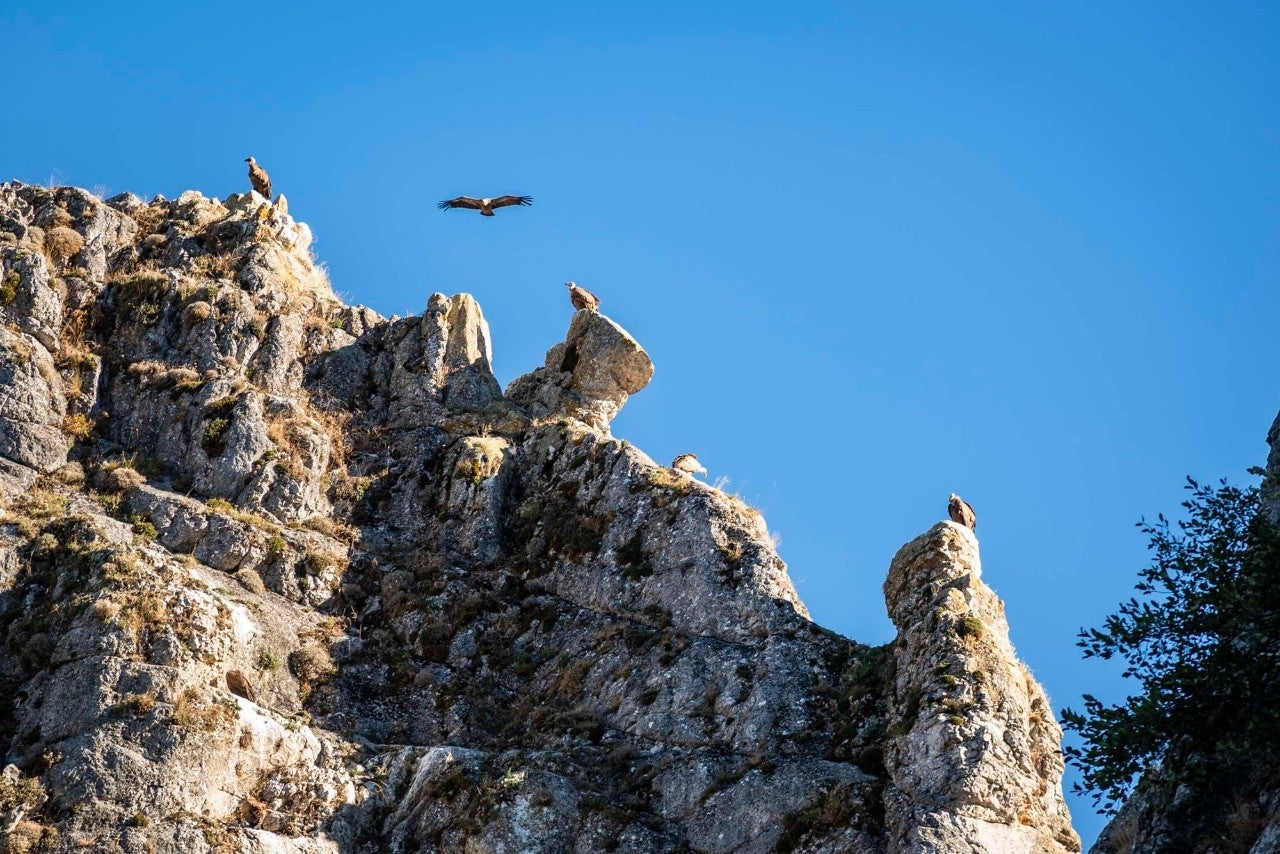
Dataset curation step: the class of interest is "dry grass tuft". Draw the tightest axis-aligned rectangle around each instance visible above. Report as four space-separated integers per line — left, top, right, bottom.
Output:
171 687 236 732
1221 799 1266 854
61 413 95 439
43 226 83 265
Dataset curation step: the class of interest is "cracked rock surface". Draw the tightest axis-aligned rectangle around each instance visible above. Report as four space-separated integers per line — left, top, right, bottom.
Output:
0 182 1078 851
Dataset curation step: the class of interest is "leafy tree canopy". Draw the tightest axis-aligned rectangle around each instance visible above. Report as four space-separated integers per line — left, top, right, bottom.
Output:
1062 472 1280 814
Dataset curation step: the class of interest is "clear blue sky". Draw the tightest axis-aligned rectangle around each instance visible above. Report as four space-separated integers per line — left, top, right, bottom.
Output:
5 2 1278 843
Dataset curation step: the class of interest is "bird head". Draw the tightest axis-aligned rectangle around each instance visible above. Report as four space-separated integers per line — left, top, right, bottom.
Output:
565 282 576 289
245 157 255 164
948 493 959 503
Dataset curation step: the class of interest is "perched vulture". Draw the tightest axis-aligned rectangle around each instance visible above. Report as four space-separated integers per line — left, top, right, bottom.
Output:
437 195 532 216
566 281 600 312
671 454 707 477
244 157 272 198
948 493 977 531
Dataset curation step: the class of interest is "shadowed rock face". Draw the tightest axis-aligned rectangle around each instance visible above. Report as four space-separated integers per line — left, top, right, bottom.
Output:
0 182 1078 852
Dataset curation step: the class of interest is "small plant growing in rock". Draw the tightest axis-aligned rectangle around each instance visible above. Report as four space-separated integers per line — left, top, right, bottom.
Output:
0 269 19 304
257 649 280 670
302 551 333 576
171 687 235 732
130 514 158 543
0 771 46 813
201 396 239 457
60 413 96 440
91 599 121 623
128 814 149 828
99 462 146 494
202 417 231 457
288 644 336 686
43 226 84 265
955 615 984 640
266 535 288 557
18 488 67 519
617 531 653 581
113 692 157 716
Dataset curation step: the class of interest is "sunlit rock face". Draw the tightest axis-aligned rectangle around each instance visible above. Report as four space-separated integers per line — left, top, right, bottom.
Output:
0 182 1078 852
883 522 1080 853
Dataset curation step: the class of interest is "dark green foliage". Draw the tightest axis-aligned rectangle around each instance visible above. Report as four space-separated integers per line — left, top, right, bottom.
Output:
1062 474 1280 815
0 270 19 305
776 785 855 853
955 614 984 639
617 531 653 580
201 395 238 458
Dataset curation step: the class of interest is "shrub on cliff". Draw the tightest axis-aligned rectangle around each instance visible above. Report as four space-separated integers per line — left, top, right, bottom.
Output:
1062 472 1280 814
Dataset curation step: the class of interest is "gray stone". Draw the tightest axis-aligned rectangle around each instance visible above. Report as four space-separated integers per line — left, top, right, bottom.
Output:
0 182 1084 852
883 521 1080 853
507 309 655 432
0 327 67 471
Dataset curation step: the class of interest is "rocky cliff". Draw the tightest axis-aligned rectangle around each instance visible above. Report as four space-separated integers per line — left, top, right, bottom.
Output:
0 182 1079 852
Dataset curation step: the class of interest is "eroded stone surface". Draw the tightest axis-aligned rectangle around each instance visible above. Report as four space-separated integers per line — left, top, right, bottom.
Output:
0 182 1078 852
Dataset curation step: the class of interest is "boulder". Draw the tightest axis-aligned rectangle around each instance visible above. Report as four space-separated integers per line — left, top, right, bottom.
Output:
506 309 654 432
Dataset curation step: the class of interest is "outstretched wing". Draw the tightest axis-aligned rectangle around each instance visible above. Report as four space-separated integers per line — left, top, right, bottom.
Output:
489 195 533 209
438 197 484 211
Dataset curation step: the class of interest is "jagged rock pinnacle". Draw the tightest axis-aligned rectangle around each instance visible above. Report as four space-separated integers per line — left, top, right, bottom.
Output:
506 308 655 433
883 521 1081 853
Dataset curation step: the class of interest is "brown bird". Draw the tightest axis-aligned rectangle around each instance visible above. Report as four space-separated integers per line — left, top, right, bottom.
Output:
566 281 600 312
245 157 272 198
671 454 707 477
437 195 532 216
948 493 977 531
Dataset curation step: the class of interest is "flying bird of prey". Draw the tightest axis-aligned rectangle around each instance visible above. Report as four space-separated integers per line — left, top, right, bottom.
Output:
566 281 600 312
671 454 707 477
245 157 272 198
437 195 532 217
948 493 977 531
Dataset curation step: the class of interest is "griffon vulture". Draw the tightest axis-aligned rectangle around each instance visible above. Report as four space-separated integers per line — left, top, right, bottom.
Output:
948 493 977 531
672 454 708 477
566 281 600 312
245 157 272 198
437 195 532 216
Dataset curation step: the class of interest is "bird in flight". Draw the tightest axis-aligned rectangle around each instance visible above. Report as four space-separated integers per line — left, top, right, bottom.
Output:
671 454 707 478
437 195 532 217
566 282 600 312
245 157 272 198
947 493 977 531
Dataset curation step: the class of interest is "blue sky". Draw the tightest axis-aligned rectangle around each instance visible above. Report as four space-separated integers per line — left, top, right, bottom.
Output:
5 1 1278 843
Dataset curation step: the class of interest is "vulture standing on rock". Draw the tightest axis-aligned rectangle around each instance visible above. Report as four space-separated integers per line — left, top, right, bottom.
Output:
672 454 708 477
245 157 272 198
437 195 532 216
948 493 977 531
566 281 600 312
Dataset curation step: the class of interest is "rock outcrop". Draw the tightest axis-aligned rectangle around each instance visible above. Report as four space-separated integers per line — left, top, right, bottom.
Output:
0 181 1079 851
884 523 1078 853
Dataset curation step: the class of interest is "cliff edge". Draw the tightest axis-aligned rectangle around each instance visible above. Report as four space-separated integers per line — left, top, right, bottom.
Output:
0 182 1079 852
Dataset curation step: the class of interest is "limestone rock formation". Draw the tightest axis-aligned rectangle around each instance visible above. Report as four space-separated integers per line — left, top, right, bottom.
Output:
0 181 1079 851
506 309 655 432
884 522 1079 853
